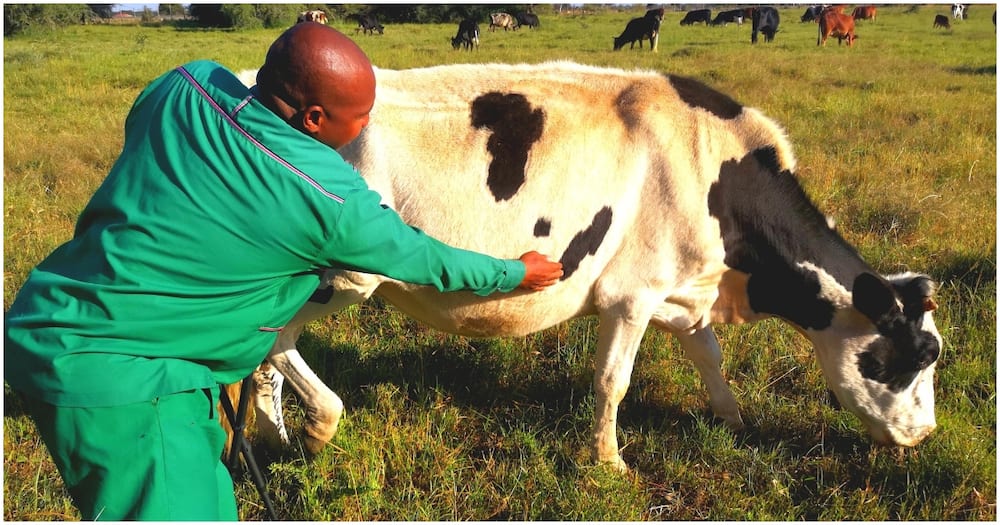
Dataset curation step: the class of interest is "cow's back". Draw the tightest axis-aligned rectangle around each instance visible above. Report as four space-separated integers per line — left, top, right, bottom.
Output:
338 62 794 336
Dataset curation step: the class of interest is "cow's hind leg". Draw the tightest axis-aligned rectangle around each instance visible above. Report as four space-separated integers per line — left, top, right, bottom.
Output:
591 308 650 471
260 275 378 454
674 327 744 430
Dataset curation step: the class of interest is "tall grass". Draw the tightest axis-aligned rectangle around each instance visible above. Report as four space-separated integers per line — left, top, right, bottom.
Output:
3 5 995 520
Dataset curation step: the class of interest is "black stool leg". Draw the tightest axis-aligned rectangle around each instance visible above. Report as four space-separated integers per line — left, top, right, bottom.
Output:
219 377 279 521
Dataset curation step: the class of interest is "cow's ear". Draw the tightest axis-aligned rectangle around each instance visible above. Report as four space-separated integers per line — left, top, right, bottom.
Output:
852 272 900 324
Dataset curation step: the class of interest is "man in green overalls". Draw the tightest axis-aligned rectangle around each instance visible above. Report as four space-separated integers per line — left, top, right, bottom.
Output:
4 23 563 520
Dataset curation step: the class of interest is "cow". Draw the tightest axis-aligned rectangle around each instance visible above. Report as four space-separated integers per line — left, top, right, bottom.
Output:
234 62 943 473
613 16 660 51
819 10 857 46
514 11 540 29
296 10 328 25
852 5 877 22
489 12 517 32
800 5 827 23
712 9 745 26
934 14 951 29
351 13 384 35
751 6 780 43
680 9 712 26
451 18 479 51
645 7 665 22
952 4 965 19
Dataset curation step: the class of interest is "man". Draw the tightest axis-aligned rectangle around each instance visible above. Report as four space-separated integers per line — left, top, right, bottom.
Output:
4 23 562 520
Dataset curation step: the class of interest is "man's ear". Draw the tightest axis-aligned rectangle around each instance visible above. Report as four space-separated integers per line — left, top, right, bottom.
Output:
300 105 324 133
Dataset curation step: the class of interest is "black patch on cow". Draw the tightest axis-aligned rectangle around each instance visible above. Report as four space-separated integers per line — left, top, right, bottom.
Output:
308 286 333 304
534 218 552 237
707 147 870 329
470 92 545 201
853 273 940 390
668 75 743 120
559 207 613 280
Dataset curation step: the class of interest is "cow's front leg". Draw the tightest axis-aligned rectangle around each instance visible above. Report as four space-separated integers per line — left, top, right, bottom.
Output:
591 309 649 471
674 327 744 430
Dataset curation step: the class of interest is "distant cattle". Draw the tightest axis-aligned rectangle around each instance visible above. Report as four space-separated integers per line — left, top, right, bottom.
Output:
452 18 480 51
613 15 660 51
489 12 517 32
819 10 857 46
351 13 384 35
514 11 540 29
712 9 745 26
933 14 951 29
234 62 944 471
852 5 877 22
952 4 966 19
751 6 780 43
800 5 826 22
680 9 712 26
296 10 328 25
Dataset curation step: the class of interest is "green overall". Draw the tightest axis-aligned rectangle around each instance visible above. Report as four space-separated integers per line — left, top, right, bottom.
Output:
4 60 525 520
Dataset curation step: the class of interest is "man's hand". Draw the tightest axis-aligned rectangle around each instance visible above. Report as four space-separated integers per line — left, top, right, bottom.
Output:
517 251 563 291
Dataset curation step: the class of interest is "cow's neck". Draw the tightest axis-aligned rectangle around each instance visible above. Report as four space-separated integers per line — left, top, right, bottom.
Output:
708 147 873 330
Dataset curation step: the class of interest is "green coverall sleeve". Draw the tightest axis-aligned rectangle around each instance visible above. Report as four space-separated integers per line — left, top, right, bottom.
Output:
322 188 526 296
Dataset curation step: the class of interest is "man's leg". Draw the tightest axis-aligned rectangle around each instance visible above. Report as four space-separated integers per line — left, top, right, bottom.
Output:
23 388 239 520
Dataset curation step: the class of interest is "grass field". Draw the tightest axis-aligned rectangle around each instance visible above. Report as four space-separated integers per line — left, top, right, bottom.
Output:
3 4 996 520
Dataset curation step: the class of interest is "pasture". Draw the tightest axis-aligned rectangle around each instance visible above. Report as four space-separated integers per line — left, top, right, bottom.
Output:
3 4 996 520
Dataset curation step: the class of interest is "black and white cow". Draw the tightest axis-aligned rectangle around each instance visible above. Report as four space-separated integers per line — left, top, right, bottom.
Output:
712 9 745 26
680 8 712 26
236 62 942 471
613 16 660 51
451 18 479 50
752 6 780 43
801 5 828 22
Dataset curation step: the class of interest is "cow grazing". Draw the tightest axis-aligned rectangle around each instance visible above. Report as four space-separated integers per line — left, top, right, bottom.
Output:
514 11 540 29
613 16 660 51
296 10 328 25
934 14 951 29
819 10 857 46
751 6 780 43
351 13 384 35
235 62 943 472
800 5 827 23
852 5 877 22
712 9 745 26
489 12 517 32
452 18 480 50
680 9 712 26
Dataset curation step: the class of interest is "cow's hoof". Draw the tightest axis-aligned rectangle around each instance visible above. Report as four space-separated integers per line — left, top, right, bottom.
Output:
717 411 745 431
303 435 328 456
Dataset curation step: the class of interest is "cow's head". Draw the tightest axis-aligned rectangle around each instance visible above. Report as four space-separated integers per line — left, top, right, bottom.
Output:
809 272 941 446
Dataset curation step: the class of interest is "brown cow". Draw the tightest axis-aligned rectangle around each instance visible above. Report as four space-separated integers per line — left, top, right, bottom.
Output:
818 10 857 46
852 5 877 22
933 14 951 29
296 10 328 25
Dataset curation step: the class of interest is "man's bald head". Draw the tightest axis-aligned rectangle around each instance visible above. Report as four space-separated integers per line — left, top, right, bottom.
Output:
256 23 376 149
258 23 374 112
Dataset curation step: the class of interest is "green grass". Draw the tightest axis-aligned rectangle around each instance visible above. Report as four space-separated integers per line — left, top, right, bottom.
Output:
3 5 995 521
